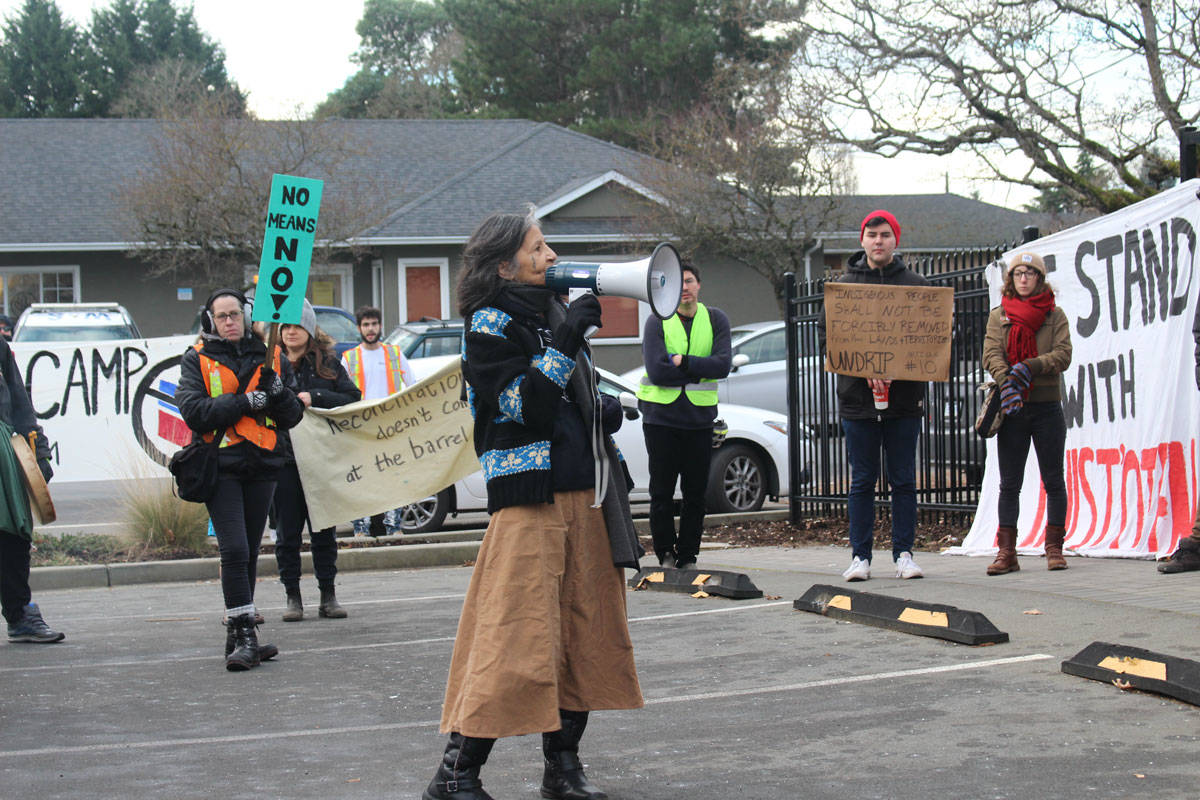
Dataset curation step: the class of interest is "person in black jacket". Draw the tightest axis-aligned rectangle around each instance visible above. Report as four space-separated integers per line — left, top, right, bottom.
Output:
175 288 304 670
1 335 62 643
273 300 361 621
421 211 642 800
818 210 928 582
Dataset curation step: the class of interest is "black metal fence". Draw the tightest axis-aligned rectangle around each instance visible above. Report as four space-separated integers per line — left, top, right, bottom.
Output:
784 237 1036 523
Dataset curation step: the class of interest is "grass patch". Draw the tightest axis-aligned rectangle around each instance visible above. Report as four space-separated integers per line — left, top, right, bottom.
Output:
119 478 212 560
31 533 126 567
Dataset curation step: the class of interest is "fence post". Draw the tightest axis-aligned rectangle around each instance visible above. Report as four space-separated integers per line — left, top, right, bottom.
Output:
1181 126 1199 183
784 272 802 525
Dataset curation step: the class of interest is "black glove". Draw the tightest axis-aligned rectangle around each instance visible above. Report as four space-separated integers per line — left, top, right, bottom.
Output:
245 391 269 412
554 293 602 358
38 458 53 483
259 366 286 397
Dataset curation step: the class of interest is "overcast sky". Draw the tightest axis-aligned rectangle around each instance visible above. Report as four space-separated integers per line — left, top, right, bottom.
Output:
1 0 1035 209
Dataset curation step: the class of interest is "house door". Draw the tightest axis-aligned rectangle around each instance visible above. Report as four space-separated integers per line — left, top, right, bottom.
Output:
399 261 449 321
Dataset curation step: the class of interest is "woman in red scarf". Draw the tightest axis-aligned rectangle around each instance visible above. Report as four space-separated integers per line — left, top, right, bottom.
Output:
982 252 1073 575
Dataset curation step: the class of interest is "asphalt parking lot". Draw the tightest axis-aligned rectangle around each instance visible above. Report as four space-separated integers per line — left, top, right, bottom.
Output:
2 546 1199 799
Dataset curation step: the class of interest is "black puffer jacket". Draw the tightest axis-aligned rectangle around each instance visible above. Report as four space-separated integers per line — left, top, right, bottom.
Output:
279 350 361 460
818 251 930 420
176 335 305 479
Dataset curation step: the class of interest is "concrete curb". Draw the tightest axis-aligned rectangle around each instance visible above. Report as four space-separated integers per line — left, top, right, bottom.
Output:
30 507 790 591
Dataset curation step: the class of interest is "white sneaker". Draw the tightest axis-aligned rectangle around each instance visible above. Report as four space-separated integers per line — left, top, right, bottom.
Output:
842 556 870 582
895 552 924 579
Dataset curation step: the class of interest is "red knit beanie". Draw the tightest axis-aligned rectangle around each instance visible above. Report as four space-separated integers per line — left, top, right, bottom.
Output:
861 210 901 245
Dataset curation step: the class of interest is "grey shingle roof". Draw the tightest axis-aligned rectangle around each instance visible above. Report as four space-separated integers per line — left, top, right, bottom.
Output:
1 118 1039 250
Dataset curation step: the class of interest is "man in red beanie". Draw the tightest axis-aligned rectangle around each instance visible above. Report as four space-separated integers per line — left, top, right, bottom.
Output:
818 210 930 582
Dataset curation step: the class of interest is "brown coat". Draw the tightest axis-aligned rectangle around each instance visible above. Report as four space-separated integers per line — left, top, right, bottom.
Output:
983 304 1073 403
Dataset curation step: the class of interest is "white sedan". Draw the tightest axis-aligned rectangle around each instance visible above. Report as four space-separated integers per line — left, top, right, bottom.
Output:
396 358 805 533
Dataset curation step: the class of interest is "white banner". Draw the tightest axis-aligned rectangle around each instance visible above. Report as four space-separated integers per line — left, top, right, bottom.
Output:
12 335 197 482
956 180 1200 559
290 358 478 530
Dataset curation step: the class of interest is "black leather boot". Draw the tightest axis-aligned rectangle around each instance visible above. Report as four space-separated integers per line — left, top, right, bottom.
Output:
318 586 347 619
541 710 607 800
224 614 261 671
282 587 303 622
422 733 496 800
224 617 278 662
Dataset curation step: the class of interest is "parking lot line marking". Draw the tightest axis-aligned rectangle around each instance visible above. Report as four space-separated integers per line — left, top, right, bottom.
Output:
0 719 444 759
629 600 791 622
61 593 469 624
0 653 1057 760
643 653 1056 705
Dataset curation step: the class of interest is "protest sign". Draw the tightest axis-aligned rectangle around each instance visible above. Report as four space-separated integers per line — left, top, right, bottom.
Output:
251 174 324 325
13 335 196 482
290 358 478 530
823 283 954 382
953 179 1200 559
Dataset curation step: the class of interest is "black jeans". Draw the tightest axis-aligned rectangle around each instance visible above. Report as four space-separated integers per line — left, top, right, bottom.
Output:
996 401 1068 528
644 423 713 562
273 463 337 590
0 530 31 624
206 477 275 610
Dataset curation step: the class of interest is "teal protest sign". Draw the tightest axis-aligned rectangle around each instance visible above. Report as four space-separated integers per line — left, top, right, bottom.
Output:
251 174 324 324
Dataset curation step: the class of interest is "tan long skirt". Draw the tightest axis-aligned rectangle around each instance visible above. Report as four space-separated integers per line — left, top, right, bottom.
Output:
439 489 643 738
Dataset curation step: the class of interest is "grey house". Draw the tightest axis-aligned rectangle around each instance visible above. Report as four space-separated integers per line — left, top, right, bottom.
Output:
0 118 1038 373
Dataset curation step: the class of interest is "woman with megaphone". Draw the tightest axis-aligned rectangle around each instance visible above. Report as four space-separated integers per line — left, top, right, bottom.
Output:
421 210 643 800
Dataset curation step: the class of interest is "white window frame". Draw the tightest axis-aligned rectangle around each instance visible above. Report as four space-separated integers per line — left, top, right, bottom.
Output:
0 265 82 315
307 262 354 310
397 257 451 321
556 253 648 345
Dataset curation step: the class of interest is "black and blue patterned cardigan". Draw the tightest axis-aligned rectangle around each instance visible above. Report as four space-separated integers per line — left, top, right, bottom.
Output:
462 286 582 513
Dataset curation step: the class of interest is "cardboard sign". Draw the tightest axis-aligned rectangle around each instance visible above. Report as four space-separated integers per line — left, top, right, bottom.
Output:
290 358 478 530
251 174 324 325
823 283 953 382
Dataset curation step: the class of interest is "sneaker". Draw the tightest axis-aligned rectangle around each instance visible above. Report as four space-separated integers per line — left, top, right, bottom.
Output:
7 603 65 643
675 558 697 571
657 553 677 569
895 552 924 579
842 556 870 582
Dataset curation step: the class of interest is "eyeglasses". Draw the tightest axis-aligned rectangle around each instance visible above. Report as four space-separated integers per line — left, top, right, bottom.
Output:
213 311 243 322
1011 269 1040 279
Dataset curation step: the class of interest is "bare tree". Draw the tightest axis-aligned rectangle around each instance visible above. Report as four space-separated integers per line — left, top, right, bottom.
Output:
798 0 1200 212
636 69 856 314
119 105 387 287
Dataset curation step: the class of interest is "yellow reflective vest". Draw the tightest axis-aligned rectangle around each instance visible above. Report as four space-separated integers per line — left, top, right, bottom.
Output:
636 303 718 406
342 344 409 395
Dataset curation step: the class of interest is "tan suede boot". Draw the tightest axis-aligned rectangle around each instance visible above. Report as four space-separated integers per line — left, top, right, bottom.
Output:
987 526 1020 575
1044 524 1067 570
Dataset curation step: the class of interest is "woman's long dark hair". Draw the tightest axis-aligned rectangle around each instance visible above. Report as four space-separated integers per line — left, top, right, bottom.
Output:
284 325 337 380
456 210 536 317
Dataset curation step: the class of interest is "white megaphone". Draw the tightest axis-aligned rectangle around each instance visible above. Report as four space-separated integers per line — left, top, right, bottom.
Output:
544 243 684 324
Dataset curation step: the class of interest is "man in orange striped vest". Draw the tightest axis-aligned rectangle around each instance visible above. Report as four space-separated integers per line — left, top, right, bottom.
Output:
341 306 416 536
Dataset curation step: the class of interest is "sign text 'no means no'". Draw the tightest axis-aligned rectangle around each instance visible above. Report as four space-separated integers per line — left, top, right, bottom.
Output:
251 174 324 326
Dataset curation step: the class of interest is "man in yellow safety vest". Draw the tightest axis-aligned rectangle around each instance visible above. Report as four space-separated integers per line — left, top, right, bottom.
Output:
636 262 731 570
341 305 416 536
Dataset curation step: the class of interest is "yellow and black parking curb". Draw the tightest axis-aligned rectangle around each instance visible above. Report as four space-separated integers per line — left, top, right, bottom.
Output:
793 584 1009 645
1061 642 1200 706
628 568 763 600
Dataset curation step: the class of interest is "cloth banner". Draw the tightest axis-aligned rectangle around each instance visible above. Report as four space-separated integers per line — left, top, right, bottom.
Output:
291 358 478 530
13 334 197 482
953 179 1200 559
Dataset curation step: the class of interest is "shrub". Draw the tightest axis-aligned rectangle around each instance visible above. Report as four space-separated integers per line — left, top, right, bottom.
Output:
120 479 211 556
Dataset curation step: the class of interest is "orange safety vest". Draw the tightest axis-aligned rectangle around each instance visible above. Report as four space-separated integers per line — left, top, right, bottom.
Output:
343 344 409 395
195 343 280 451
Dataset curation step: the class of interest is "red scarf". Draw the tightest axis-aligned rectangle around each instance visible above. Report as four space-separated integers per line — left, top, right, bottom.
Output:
1002 290 1055 365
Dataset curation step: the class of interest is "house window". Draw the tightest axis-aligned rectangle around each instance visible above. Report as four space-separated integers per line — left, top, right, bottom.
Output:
0 268 79 317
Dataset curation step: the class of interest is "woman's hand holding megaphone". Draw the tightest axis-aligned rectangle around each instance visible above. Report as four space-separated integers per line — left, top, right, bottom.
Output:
556 293 603 358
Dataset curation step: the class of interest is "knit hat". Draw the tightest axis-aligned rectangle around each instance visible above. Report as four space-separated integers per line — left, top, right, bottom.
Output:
860 209 901 245
298 299 317 338
1008 251 1046 276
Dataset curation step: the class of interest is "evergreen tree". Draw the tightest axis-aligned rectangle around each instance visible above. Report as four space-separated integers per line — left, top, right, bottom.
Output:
0 0 87 117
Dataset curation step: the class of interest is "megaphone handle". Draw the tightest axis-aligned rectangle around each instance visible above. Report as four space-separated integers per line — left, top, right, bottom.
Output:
568 288 600 339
